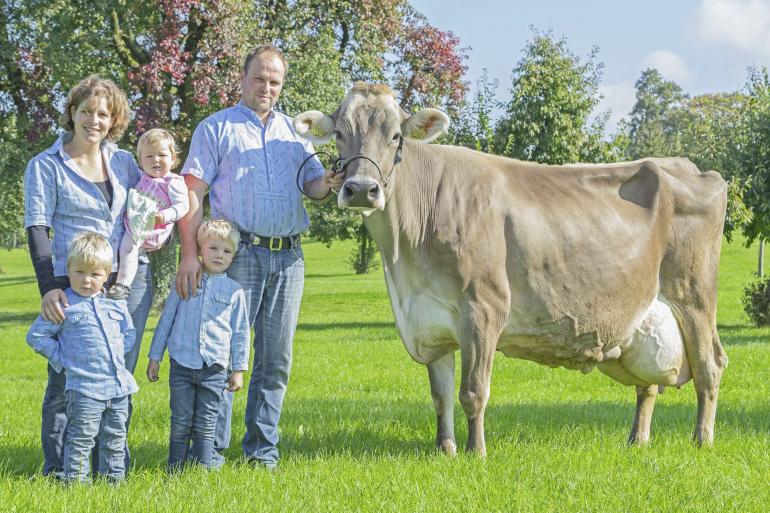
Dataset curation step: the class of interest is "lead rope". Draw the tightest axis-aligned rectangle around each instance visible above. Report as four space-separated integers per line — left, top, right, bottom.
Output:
295 136 403 199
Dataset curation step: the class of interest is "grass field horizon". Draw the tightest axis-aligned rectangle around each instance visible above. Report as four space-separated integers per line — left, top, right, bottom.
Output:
1 236 769 512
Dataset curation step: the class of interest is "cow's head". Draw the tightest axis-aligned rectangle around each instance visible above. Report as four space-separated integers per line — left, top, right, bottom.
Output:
294 83 449 211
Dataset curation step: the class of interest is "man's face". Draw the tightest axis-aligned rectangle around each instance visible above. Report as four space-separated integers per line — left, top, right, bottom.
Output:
240 52 286 120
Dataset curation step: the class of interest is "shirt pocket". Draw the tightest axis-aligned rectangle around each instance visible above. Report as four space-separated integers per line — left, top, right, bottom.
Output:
208 292 233 332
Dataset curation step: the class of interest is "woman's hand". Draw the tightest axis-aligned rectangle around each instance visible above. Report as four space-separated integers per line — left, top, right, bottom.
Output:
41 288 68 323
154 212 165 224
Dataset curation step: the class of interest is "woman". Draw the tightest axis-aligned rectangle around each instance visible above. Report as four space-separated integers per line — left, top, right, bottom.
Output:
24 75 153 476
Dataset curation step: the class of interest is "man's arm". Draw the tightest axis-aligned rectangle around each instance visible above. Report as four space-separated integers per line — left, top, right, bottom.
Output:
174 174 208 299
303 170 344 202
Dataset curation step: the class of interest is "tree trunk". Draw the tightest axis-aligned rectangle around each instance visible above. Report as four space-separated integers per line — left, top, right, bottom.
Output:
149 234 179 311
758 238 765 278
350 223 378 274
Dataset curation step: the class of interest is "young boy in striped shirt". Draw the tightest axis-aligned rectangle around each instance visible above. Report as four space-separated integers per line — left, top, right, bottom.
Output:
147 219 249 470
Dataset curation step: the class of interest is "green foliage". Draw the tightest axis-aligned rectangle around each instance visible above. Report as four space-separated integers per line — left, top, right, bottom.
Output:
626 69 688 159
446 69 497 152
742 273 770 326
733 67 770 245
493 28 610 165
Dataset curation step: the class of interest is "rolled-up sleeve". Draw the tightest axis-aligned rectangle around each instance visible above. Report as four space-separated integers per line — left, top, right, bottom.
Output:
24 158 56 228
300 138 325 184
182 119 220 185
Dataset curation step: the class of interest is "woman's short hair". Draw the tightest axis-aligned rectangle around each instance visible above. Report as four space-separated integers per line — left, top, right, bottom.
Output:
243 44 287 75
59 75 130 142
66 232 113 272
137 128 179 165
197 219 240 252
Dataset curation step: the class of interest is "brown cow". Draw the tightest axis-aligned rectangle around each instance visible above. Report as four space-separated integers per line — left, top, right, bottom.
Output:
295 83 728 456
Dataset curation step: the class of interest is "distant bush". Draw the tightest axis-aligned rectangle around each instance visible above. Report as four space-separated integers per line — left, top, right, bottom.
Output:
742 275 770 326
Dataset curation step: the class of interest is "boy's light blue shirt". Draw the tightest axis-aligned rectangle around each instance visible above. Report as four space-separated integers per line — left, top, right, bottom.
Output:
181 104 325 237
149 273 250 371
26 289 139 401
23 133 142 275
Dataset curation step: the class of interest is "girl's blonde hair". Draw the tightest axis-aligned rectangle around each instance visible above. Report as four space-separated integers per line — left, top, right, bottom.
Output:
197 219 240 252
137 128 179 166
59 75 130 142
66 232 113 272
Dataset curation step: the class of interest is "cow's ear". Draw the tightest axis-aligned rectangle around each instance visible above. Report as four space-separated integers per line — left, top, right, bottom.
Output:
293 110 335 144
402 109 450 143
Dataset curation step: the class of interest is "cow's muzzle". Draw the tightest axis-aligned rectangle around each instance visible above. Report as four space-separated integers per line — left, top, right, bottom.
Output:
338 177 385 210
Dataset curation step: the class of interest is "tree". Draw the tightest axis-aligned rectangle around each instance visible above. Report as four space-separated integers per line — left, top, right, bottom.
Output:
446 69 498 153
493 28 611 165
626 68 688 159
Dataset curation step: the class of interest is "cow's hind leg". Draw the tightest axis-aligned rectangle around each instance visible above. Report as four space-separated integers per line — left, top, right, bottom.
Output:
628 385 658 446
428 352 456 456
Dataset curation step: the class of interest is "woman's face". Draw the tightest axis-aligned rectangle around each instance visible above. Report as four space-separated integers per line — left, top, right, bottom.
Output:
70 96 112 145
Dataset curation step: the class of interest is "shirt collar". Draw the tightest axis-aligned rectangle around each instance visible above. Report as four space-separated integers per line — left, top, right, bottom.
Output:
236 101 275 127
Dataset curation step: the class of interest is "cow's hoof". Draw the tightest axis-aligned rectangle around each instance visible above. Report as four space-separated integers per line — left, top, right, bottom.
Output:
438 439 457 456
627 433 651 447
692 431 714 447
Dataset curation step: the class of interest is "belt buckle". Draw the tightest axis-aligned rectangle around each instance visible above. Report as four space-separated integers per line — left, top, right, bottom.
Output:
269 237 283 251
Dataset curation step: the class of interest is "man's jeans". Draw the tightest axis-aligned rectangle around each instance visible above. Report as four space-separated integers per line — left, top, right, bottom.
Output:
168 360 227 469
219 242 304 466
63 390 129 483
40 262 152 476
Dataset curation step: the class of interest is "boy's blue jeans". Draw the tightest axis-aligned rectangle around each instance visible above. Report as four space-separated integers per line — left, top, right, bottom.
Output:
40 262 152 476
63 390 129 483
168 359 227 470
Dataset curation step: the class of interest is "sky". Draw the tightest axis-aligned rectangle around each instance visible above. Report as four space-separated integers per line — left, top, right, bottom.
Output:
409 0 770 133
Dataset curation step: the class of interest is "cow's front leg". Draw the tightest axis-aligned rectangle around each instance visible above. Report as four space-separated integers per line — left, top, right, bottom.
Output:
427 351 457 456
458 302 503 457
628 384 658 445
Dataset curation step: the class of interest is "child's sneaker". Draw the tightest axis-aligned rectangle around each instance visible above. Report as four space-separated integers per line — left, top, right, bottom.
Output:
107 283 131 300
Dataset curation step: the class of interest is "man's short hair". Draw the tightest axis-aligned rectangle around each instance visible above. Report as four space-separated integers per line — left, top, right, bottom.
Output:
59 75 130 142
197 219 240 252
137 128 179 165
66 232 113 272
243 44 288 75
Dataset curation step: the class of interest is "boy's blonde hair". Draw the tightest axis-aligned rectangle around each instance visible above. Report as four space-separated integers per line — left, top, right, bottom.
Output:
197 219 240 252
137 128 178 166
66 232 113 272
59 75 130 142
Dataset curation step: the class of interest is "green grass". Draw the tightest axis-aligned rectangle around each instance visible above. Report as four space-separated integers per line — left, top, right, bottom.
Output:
1 237 769 512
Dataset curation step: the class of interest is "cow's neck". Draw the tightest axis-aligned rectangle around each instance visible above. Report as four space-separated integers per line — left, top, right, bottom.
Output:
362 141 441 265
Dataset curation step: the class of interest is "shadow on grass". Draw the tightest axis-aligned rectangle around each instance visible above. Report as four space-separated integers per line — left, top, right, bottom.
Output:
4 399 766 476
0 312 38 324
0 276 36 288
297 322 395 331
278 397 770 458
717 324 770 346
305 273 358 279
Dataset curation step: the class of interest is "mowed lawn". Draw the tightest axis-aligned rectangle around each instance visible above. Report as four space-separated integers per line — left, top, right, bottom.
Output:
0 237 769 512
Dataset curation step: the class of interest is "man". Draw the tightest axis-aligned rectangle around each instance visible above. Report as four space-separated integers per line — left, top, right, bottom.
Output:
176 44 337 468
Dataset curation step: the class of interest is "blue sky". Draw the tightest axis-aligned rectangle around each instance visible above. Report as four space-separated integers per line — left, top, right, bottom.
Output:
410 0 770 132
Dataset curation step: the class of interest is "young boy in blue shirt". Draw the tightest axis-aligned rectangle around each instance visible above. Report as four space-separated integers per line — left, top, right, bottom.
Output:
27 232 138 483
147 218 249 470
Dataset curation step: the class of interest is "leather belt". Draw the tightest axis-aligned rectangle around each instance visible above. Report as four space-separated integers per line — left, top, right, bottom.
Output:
240 232 300 251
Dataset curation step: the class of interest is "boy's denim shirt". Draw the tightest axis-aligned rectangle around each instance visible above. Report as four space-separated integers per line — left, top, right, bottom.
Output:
26 289 139 400
149 273 250 371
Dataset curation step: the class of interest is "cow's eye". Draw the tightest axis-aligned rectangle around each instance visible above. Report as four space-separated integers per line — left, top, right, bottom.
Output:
334 130 344 141
391 133 401 144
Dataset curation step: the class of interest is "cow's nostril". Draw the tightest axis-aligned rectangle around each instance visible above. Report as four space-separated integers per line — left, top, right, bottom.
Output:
343 184 355 198
368 183 380 196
